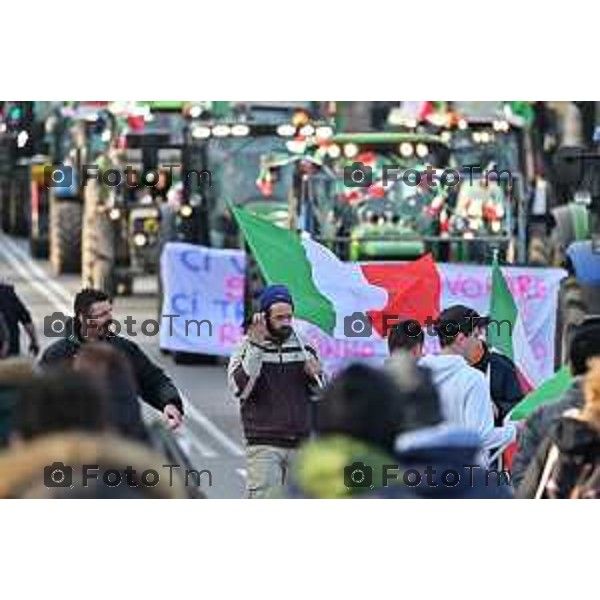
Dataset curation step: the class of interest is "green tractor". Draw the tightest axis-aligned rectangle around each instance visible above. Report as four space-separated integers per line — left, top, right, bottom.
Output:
444 112 532 264
545 145 600 366
257 131 460 262
42 102 119 274
388 101 534 264
82 102 211 297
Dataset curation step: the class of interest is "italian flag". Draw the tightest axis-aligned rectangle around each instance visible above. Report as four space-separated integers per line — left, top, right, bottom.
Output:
510 365 573 422
233 206 441 337
488 257 538 393
488 257 552 470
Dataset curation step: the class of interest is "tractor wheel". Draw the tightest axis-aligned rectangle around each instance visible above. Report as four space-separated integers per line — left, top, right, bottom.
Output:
89 213 117 297
49 198 82 274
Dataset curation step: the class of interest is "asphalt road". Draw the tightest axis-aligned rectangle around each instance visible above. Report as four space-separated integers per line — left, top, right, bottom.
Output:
0 233 246 498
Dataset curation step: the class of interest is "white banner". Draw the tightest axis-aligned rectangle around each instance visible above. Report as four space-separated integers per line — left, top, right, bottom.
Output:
160 243 246 355
160 243 566 383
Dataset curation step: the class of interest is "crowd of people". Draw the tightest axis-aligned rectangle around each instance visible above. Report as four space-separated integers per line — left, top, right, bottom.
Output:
0 286 190 498
229 284 600 499
2 278 600 500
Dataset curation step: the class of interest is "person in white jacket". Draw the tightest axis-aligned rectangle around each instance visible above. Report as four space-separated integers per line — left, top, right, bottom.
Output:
419 305 516 458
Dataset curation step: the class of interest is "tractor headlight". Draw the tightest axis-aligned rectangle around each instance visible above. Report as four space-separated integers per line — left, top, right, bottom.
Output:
180 205 193 218
133 233 147 247
343 143 359 158
277 124 296 137
192 126 211 139
416 143 429 158
17 130 29 148
480 131 492 144
231 124 250 137
399 142 414 157
327 144 341 159
189 105 203 119
458 119 468 130
109 208 121 220
299 124 315 137
212 124 231 138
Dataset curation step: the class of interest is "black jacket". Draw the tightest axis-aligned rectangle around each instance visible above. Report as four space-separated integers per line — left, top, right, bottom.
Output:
512 379 583 490
473 344 524 422
517 415 600 499
39 334 184 415
0 284 33 356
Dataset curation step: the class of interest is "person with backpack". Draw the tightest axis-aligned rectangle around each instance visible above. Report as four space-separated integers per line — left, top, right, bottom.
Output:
518 357 600 499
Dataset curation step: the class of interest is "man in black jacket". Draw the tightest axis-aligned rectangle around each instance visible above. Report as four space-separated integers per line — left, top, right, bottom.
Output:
39 289 184 430
512 318 600 491
0 282 40 357
470 318 525 423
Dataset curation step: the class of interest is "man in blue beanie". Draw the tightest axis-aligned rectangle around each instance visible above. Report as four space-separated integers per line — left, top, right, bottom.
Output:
228 284 323 498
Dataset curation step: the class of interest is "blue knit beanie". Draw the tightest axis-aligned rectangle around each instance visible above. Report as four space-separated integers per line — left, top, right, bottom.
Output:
259 285 294 312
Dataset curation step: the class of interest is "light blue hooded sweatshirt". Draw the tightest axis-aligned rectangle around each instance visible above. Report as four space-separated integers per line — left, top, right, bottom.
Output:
419 354 516 455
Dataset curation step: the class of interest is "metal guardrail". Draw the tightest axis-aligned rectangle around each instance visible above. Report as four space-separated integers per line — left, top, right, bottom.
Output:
145 420 207 499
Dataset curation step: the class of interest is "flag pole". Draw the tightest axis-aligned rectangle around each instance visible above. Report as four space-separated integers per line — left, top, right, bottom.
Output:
292 323 325 389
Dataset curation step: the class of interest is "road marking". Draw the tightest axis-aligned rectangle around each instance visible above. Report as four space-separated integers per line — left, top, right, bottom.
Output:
182 396 245 457
0 238 71 314
1 233 73 304
178 427 218 458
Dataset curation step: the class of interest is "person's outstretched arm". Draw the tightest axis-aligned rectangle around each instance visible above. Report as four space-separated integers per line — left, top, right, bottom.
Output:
122 339 184 428
12 289 39 356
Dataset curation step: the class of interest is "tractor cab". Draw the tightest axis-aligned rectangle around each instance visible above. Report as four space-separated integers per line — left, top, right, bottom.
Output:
298 131 451 260
190 104 332 247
